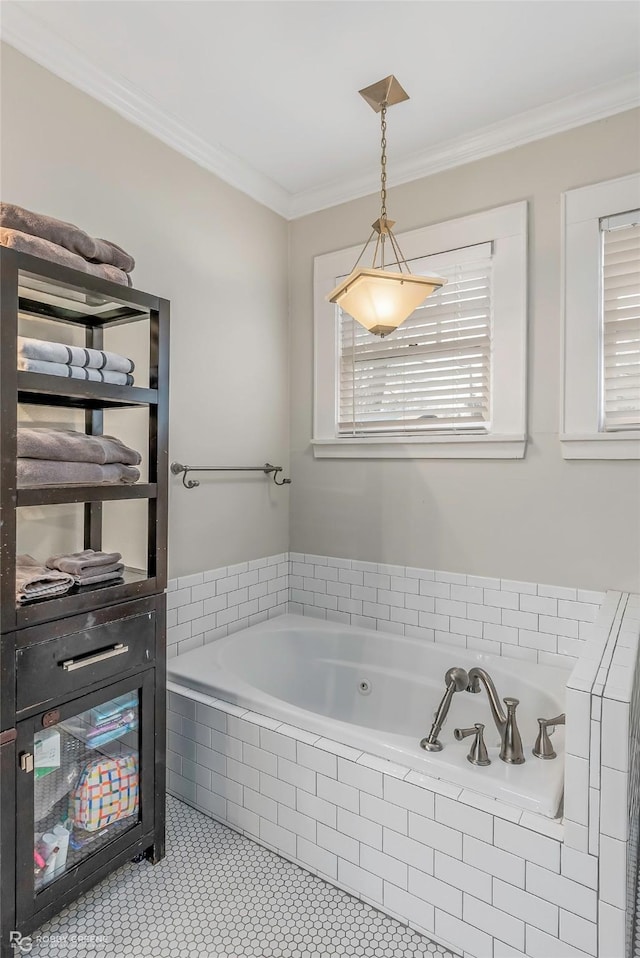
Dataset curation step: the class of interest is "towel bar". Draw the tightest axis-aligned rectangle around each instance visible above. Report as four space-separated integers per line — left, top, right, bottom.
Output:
170 462 291 490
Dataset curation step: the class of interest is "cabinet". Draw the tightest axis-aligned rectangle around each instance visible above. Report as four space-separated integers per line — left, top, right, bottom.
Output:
0 248 169 955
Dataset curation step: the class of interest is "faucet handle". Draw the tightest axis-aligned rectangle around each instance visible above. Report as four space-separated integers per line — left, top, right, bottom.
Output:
541 714 566 728
454 723 491 766
533 713 566 760
500 697 525 765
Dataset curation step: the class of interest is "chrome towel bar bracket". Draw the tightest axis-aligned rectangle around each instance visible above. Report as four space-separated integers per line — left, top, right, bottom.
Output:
170 461 291 489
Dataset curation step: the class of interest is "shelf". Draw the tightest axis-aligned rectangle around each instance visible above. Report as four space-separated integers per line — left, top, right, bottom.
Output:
17 483 157 507
16 568 159 629
17 372 157 409
8 249 159 327
19 294 148 328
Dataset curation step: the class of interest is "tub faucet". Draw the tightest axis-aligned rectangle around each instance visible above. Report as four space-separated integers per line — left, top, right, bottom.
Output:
467 667 525 765
420 667 469 752
533 713 566 759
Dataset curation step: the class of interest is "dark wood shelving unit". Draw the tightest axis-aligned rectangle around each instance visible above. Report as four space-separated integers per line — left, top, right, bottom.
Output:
17 371 158 408
17 483 158 508
0 247 169 956
15 569 158 631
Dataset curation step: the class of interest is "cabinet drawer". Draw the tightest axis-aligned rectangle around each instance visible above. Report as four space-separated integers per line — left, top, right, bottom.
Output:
16 611 155 714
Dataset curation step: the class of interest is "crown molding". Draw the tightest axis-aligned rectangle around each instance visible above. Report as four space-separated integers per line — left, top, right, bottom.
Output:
289 73 640 218
0 2 292 218
2 3 639 222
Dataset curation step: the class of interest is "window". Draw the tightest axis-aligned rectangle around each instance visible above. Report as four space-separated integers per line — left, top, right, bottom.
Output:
338 243 492 436
601 213 640 432
313 202 527 459
561 173 640 459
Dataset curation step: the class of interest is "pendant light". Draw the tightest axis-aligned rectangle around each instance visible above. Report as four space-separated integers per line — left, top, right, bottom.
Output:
328 75 446 338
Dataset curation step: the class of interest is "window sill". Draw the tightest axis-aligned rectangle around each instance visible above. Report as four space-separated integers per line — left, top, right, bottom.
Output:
311 436 527 460
560 434 640 460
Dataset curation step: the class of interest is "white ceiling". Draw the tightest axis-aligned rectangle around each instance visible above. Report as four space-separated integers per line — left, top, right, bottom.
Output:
2 1 639 218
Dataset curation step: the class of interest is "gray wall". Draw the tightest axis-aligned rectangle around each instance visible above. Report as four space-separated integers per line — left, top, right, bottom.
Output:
1 45 290 579
288 110 640 592
3 43 639 593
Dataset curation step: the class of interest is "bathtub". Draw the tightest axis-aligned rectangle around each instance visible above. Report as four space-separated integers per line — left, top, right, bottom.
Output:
167 613 567 817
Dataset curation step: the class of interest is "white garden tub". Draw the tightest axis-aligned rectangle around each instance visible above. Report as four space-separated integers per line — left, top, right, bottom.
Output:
168 613 567 817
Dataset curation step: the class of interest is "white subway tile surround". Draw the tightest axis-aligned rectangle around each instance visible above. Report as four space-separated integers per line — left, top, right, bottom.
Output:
287 554 605 671
166 554 288 658
166 555 637 958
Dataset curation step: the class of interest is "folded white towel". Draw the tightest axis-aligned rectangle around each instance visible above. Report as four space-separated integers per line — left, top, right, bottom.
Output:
18 336 134 374
18 357 134 387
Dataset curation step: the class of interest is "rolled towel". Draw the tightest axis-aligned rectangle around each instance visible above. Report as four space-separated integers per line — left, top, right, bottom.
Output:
17 428 141 466
18 336 135 375
18 459 140 486
16 554 74 604
0 203 135 272
46 549 122 576
0 229 131 287
18 357 134 387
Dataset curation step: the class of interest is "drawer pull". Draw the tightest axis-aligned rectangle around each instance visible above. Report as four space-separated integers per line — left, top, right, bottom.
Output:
61 643 128 672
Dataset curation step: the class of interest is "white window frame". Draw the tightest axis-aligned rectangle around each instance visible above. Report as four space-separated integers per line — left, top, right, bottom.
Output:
561 173 640 460
313 201 528 459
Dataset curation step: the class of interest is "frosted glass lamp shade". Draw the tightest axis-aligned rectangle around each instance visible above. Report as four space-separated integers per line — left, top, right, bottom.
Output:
328 268 445 336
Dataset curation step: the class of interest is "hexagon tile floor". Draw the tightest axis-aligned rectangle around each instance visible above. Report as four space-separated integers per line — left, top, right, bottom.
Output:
25 796 456 957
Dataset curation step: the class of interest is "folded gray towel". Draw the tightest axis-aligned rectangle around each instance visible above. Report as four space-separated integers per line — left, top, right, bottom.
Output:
17 428 141 466
18 459 140 486
0 229 131 287
18 336 135 375
46 549 122 576
0 202 135 272
16 554 74 604
74 569 125 587
18 357 134 387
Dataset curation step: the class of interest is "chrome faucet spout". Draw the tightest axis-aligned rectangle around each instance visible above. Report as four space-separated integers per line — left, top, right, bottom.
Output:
466 668 525 764
467 667 507 735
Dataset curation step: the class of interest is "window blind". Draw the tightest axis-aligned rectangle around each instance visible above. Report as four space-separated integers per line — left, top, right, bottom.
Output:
338 243 493 435
601 212 640 431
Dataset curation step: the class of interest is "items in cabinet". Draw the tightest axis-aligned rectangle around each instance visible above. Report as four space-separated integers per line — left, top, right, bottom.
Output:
17 336 135 376
1 201 135 285
32 690 141 891
33 730 61 779
35 824 70 885
87 692 138 745
18 335 135 386
70 753 139 832
46 550 125 587
18 357 134 387
62 692 138 748
16 555 74 604
34 742 82 824
17 427 142 487
18 459 140 486
1 229 132 287
17 428 141 466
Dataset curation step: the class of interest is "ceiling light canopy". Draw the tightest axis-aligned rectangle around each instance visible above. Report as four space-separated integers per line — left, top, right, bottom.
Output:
328 75 446 338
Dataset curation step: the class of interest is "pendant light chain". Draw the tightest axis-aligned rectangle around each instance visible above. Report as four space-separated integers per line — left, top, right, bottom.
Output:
380 101 388 221
380 101 388 268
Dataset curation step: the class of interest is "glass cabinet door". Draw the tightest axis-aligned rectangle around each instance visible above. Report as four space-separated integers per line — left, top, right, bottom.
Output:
33 690 140 890
16 671 154 922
